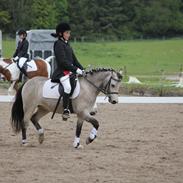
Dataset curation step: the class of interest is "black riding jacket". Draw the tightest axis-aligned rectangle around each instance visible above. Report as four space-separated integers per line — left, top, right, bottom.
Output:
51 38 84 81
13 38 29 59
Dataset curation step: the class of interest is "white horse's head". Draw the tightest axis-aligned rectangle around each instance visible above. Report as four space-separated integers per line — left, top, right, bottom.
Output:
0 58 20 81
0 58 5 66
0 58 13 67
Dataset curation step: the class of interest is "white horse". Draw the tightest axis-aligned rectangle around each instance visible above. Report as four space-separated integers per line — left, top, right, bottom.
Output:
0 56 53 94
11 68 122 148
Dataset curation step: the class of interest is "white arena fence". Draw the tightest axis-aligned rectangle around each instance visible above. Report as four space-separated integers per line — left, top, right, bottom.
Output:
0 30 2 57
0 95 183 104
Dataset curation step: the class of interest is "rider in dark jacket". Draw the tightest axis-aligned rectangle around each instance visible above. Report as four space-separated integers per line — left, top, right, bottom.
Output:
51 22 84 120
13 29 29 76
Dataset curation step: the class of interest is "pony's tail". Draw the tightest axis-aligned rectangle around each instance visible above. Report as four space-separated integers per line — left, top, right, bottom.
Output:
11 84 25 133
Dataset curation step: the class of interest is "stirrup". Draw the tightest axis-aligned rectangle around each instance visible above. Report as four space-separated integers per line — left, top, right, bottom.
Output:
62 109 70 121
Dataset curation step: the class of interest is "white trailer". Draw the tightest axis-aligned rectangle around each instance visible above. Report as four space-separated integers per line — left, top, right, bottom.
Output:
16 29 56 73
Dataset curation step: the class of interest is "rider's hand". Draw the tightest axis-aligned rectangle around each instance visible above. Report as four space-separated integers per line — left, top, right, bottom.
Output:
82 70 86 77
13 56 19 62
76 68 83 75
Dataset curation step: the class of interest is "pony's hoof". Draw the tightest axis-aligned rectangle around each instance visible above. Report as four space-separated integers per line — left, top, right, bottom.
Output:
21 140 28 146
78 144 84 149
86 136 96 145
38 133 44 144
73 142 83 149
76 144 84 149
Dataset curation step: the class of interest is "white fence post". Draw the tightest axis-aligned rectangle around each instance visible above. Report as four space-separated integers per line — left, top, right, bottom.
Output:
0 30 2 57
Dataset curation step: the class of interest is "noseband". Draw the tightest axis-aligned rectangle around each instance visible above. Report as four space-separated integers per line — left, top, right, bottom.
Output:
103 76 121 95
84 72 121 96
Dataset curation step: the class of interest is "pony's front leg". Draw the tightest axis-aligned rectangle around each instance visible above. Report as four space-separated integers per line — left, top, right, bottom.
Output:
90 102 98 116
84 114 99 145
73 118 84 149
8 81 16 95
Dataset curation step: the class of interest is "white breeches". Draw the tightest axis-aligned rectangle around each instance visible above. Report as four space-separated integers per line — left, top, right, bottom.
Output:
60 75 71 94
17 57 27 68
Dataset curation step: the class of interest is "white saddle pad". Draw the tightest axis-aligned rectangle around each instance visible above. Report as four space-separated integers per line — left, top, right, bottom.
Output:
42 79 80 99
18 58 37 72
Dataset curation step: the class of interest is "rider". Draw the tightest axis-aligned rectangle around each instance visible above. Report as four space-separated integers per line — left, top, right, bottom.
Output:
51 22 84 120
13 29 29 77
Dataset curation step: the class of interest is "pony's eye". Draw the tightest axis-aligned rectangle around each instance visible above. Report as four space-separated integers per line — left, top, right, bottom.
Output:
111 84 115 88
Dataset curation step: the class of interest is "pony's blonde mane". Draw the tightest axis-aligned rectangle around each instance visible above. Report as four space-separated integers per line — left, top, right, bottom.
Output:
86 67 122 80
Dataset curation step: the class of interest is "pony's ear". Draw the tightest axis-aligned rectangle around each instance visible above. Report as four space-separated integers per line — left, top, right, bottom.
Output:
118 68 123 76
118 69 123 75
116 69 123 80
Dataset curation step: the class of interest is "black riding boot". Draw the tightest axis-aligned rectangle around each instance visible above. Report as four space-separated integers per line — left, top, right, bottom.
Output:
20 66 28 77
62 92 70 121
18 68 27 82
17 62 28 82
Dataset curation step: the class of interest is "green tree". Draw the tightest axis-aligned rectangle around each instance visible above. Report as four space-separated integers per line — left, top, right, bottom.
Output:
55 0 69 23
134 0 183 37
4 0 33 33
0 0 11 32
1 0 183 38
31 0 58 29
0 11 10 31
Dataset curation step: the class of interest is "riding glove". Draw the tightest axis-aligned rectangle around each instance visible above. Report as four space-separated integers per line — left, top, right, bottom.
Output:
76 68 83 75
13 56 19 62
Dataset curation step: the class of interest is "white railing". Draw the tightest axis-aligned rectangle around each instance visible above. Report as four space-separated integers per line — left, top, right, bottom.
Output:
0 30 2 57
1 95 183 103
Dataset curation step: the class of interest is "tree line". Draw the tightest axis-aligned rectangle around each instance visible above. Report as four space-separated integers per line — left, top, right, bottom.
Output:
0 0 183 40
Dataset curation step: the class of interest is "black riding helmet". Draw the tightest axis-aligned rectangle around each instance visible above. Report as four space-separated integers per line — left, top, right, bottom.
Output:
17 29 27 36
51 23 71 38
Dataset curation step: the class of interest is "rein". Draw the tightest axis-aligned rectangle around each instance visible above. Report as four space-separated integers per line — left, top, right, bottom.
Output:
83 72 121 96
4 62 13 69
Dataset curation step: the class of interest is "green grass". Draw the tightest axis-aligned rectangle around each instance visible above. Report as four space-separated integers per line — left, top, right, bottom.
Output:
2 38 183 76
121 83 183 96
72 39 183 76
2 39 16 58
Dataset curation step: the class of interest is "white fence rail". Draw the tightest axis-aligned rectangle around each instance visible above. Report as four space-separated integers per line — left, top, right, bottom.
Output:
0 30 2 57
1 95 183 104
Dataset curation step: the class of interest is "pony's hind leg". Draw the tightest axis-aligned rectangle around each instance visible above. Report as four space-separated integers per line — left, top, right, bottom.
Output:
20 120 30 146
22 127 27 145
73 118 84 149
31 106 49 144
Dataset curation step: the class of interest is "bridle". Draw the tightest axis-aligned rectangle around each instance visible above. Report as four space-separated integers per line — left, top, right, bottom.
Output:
84 71 121 96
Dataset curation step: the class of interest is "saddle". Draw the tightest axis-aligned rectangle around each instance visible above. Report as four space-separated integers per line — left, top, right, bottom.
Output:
51 74 77 97
43 74 80 113
17 57 37 75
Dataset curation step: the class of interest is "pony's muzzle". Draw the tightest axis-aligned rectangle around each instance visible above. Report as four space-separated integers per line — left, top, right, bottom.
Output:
108 96 118 104
111 100 117 104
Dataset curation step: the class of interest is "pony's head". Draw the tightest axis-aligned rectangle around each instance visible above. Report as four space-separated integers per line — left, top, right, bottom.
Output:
0 57 4 63
0 58 6 67
86 68 123 104
106 70 122 104
0 58 13 67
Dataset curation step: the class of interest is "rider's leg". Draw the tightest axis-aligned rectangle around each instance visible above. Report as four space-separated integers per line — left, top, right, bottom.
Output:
60 75 71 120
17 57 28 78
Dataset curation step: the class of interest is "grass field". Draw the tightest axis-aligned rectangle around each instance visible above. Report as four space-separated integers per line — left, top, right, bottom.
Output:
2 38 183 76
